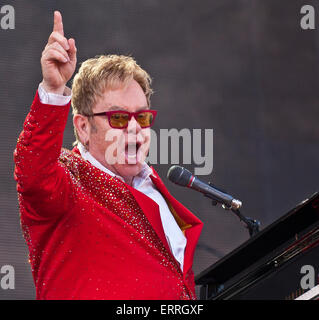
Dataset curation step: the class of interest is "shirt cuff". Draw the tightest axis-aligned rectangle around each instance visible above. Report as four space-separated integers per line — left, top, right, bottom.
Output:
38 83 72 106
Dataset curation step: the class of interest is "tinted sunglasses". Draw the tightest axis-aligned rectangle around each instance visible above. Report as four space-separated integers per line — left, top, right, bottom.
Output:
86 109 157 129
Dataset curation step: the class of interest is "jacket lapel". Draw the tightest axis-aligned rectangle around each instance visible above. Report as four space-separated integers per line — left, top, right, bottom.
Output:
125 184 173 256
149 167 203 275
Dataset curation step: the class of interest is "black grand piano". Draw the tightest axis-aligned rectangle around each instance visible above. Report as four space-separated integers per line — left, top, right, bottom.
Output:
195 192 319 300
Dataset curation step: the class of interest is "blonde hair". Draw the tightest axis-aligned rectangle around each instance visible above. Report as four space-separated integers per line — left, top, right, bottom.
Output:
71 54 153 144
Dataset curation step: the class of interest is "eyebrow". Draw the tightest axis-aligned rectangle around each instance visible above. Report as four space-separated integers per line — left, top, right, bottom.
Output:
108 105 150 111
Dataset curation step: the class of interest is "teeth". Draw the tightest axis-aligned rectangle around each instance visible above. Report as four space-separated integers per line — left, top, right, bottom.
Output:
127 144 137 156
127 154 137 159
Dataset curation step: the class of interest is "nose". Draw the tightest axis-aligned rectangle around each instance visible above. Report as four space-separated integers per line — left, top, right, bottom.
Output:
127 115 141 134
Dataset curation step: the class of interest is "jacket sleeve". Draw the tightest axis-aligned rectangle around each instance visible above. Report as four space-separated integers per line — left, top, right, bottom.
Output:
14 90 75 221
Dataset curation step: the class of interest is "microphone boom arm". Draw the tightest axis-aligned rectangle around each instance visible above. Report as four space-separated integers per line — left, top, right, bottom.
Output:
166 165 260 238
204 183 260 237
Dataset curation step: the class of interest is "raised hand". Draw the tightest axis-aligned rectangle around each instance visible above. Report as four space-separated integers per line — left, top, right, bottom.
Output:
41 11 77 94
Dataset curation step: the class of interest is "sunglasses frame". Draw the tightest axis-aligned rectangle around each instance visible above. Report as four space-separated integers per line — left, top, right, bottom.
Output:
87 109 157 129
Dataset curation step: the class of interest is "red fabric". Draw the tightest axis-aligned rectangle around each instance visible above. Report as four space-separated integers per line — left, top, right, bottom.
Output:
13 91 203 300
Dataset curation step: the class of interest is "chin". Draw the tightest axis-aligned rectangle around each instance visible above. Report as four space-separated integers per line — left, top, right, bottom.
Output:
116 163 143 178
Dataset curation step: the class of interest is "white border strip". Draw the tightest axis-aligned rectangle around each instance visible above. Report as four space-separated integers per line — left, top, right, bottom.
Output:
295 285 319 300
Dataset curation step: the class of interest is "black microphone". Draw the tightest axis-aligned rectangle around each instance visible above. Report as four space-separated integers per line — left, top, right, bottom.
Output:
167 165 242 210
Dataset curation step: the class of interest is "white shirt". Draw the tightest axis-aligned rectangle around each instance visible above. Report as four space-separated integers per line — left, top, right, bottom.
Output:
38 83 187 272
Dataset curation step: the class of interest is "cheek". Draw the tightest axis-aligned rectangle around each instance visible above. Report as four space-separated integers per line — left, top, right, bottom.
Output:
140 129 151 152
104 128 126 154
90 119 112 147
143 129 151 143
104 129 127 165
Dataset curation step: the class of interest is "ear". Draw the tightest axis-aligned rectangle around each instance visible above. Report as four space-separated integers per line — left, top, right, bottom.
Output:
73 114 90 146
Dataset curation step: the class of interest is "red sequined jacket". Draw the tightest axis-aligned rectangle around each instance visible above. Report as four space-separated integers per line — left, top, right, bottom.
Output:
13 91 203 300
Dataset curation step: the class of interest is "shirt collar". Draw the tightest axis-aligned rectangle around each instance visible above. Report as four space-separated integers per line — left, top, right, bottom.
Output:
77 142 153 187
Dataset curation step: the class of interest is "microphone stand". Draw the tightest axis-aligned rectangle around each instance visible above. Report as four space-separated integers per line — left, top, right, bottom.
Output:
230 208 260 237
205 182 260 237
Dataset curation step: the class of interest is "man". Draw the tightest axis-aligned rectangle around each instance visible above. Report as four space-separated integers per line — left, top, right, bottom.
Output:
14 11 203 300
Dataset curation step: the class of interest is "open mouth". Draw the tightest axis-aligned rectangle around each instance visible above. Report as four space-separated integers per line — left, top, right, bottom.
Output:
125 141 142 164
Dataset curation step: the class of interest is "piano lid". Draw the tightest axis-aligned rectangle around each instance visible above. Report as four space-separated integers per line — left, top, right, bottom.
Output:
195 191 319 286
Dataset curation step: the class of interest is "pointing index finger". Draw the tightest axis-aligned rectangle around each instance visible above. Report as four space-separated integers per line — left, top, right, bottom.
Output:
53 10 64 36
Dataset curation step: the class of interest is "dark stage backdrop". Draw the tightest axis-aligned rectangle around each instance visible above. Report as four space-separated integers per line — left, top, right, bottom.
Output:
0 0 318 299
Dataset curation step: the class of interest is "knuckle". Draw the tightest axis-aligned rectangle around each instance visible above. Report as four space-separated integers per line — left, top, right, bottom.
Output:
49 31 56 40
